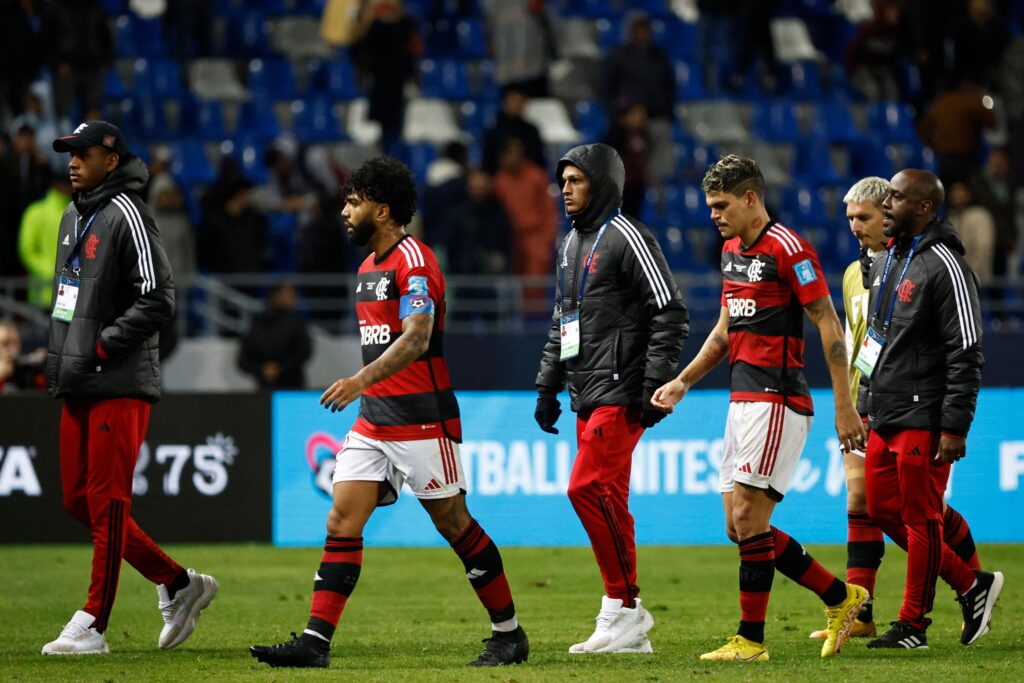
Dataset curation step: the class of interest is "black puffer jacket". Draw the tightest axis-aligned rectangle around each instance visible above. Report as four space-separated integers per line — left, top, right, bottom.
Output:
46 157 174 402
857 218 983 434
536 144 688 414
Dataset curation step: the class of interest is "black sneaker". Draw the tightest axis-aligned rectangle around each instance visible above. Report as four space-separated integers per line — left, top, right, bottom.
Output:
250 632 330 668
467 626 529 666
866 621 928 650
958 570 1004 645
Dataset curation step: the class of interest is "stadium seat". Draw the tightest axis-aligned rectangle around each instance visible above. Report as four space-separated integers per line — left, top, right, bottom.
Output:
133 58 184 99
784 60 823 100
181 98 228 140
770 17 819 63
270 16 330 59
456 19 488 60
291 97 344 143
168 141 217 185
391 142 438 184
573 100 608 141
103 70 129 100
794 139 843 185
781 184 829 227
236 96 282 141
653 17 698 61
562 18 601 59
346 98 382 146
523 99 581 145
674 60 705 101
419 59 472 100
314 57 362 99
135 98 170 140
867 102 918 145
752 102 802 143
459 100 497 136
563 0 619 19
189 59 248 100
224 10 273 57
808 102 862 143
265 211 299 272
248 58 299 100
402 98 461 145
850 139 894 178
681 101 748 144
222 138 270 183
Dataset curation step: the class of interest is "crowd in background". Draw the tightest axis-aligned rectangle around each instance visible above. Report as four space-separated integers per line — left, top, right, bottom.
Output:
1 0 1023 391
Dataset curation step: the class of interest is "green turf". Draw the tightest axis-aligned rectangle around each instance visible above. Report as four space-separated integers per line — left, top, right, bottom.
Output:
1 543 1020 681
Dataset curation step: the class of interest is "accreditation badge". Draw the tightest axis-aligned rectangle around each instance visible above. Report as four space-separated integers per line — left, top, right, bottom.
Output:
52 275 80 322
559 309 581 360
853 327 886 378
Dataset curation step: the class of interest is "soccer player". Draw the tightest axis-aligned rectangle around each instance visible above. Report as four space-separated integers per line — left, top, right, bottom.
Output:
859 169 1002 649
652 155 868 661
250 157 528 668
535 143 688 654
808 176 986 642
42 121 217 656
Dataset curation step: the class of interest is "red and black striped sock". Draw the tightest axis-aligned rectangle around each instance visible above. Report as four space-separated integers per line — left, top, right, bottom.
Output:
943 506 980 570
452 520 517 631
772 526 847 607
305 536 363 644
737 531 775 644
847 512 884 607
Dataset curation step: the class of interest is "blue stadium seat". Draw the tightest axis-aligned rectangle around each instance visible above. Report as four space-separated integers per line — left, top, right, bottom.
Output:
314 57 362 99
808 102 862 143
674 60 705 101
867 102 918 145
103 70 128 100
752 102 802 143
654 17 698 61
784 60 823 99
456 19 488 60
236 96 282 141
563 0 618 19
226 138 270 184
459 100 496 136
181 98 227 140
224 11 273 57
595 18 619 52
102 0 126 13
849 139 893 178
781 184 829 227
265 211 299 272
291 97 344 143
574 100 608 141
135 98 170 140
169 141 216 185
420 59 472 100
133 58 184 99
794 139 843 185
391 142 438 184
248 58 298 100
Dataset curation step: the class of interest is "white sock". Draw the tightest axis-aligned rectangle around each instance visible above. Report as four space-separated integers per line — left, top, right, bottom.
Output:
302 629 330 643
491 616 519 633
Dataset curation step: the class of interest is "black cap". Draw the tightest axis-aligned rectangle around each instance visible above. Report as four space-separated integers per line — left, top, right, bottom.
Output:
53 121 131 156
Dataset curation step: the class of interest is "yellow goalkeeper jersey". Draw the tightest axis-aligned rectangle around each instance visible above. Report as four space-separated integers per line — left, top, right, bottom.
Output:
843 259 870 405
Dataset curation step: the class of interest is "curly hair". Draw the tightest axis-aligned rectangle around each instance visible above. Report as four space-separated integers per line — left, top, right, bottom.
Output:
342 156 418 226
701 154 765 200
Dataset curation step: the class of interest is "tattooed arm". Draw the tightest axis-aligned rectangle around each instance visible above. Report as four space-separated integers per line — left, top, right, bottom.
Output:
320 313 433 412
804 295 867 451
651 306 730 412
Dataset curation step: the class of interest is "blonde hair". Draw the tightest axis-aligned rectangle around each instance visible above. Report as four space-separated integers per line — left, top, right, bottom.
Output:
843 176 890 206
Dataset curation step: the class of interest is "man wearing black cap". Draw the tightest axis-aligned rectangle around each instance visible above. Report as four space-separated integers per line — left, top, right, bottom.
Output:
534 143 688 654
41 122 218 656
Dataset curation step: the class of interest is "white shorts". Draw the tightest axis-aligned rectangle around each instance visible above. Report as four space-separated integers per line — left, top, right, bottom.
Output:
332 431 466 505
719 401 812 498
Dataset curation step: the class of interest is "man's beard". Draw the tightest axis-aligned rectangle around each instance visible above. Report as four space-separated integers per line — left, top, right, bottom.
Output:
346 215 376 246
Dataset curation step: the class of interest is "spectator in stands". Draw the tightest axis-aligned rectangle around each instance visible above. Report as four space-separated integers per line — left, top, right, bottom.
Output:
484 0 554 97
947 180 996 286
18 173 71 310
697 1 738 95
442 169 513 276
165 0 213 65
297 192 350 330
11 125 52 215
599 12 675 123
0 0 41 122
492 137 557 314
148 160 196 284
970 147 1017 290
917 76 997 186
238 282 313 390
952 0 1011 90
603 101 651 218
40 0 113 120
482 86 546 175
10 83 71 171
0 319 46 394
729 0 781 93
845 0 908 101
198 177 270 273
252 143 319 220
422 141 470 259
350 0 421 154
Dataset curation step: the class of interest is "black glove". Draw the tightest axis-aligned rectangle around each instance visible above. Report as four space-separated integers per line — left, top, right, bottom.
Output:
535 393 562 434
639 383 667 429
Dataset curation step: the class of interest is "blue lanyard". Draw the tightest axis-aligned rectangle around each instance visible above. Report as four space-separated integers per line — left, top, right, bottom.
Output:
872 234 921 329
560 219 611 306
63 205 106 274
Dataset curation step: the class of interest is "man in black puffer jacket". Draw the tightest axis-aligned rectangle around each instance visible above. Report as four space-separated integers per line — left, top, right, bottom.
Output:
41 122 217 657
534 143 688 654
858 168 1002 650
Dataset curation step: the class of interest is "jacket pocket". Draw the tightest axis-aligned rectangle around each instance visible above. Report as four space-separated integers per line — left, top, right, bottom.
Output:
611 330 621 381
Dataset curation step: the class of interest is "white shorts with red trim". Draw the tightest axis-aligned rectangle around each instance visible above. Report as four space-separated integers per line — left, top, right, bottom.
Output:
719 401 812 497
332 430 465 505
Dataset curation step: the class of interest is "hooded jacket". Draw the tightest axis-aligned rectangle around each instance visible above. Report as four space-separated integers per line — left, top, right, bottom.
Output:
857 218 983 435
46 156 174 402
536 143 688 414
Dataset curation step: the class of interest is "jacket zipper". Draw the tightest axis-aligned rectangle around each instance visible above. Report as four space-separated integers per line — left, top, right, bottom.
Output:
571 234 586 308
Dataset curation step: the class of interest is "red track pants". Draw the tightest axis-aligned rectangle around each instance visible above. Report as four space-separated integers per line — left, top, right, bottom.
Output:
568 406 644 606
865 428 976 629
60 398 182 632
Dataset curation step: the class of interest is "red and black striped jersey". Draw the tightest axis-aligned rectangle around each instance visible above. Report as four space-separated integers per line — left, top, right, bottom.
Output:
352 234 461 442
720 222 829 415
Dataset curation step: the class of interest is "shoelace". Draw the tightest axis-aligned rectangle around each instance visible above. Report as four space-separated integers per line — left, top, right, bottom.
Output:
158 595 178 622
60 620 88 639
595 608 619 631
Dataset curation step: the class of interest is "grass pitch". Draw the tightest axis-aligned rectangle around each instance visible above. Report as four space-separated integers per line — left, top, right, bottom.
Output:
1 543 1021 681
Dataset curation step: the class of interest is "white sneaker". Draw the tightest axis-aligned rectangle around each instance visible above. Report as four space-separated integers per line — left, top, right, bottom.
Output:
41 610 110 655
157 568 219 649
568 596 655 654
